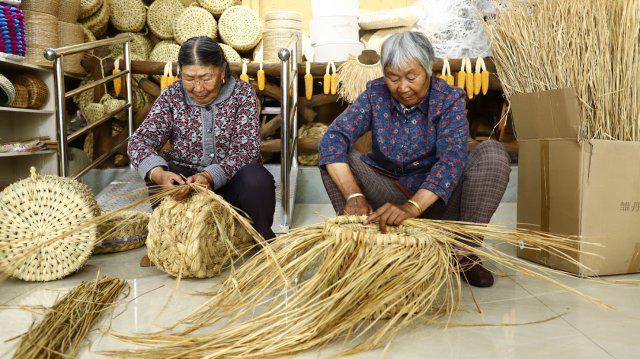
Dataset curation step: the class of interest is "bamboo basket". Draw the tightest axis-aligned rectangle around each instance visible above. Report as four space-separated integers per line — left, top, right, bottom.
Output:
23 10 59 68
94 211 150 254
263 30 301 63
58 0 81 23
79 0 102 20
0 73 15 106
218 5 262 52
58 22 86 75
0 168 100 282
109 0 147 32
220 43 241 63
20 0 61 17
297 122 327 166
8 72 48 109
148 0 184 40
197 0 239 16
80 0 109 38
173 6 217 44
10 83 28 108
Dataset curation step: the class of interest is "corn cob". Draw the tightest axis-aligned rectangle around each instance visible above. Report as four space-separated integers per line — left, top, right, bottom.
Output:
465 57 474 99
330 61 338 95
113 59 122 96
323 62 331 95
257 62 265 91
240 61 249 83
480 57 489 95
457 58 466 90
304 62 313 100
473 57 482 95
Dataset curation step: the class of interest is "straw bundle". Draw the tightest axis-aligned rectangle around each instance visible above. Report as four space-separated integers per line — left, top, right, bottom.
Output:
148 0 185 40
107 216 605 358
79 0 102 20
94 211 149 254
197 0 239 16
0 168 100 282
173 6 217 44
23 10 59 67
336 54 383 103
297 122 327 166
485 0 640 141
218 5 262 52
12 276 129 358
58 22 86 75
8 72 48 109
20 0 61 16
220 43 241 63
109 0 147 32
146 189 259 278
58 0 81 23
80 0 110 38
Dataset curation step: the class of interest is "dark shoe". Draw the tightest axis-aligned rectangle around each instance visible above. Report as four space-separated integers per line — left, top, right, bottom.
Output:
458 255 494 288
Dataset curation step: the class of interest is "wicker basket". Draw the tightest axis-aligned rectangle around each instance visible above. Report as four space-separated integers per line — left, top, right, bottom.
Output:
58 0 81 23
8 73 48 109
1 3 26 59
81 102 105 160
264 19 302 31
58 22 86 76
10 83 28 108
109 0 146 32
0 74 15 106
20 0 61 17
110 32 152 60
265 10 302 22
80 0 109 38
79 0 102 20
23 10 59 68
94 211 149 254
263 30 301 63
197 0 239 16
148 0 184 40
174 6 217 44
297 122 327 166
218 5 262 52
0 168 101 282
220 43 241 63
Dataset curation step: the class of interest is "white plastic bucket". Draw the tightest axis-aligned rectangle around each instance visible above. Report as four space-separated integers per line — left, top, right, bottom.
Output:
311 0 359 18
310 16 360 45
313 41 364 62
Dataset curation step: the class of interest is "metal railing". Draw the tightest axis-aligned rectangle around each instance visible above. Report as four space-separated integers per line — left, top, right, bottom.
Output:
45 35 134 179
277 40 299 231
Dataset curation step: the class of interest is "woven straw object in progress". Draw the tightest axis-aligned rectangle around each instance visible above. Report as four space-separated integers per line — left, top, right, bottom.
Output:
23 10 59 67
218 6 262 52
8 72 48 109
20 0 61 16
0 73 15 106
297 122 327 166
0 169 100 282
146 191 255 278
148 0 184 40
197 0 239 16
58 0 81 23
58 22 86 75
80 0 110 38
79 0 102 20
94 211 149 254
219 43 241 62
173 6 217 44
109 0 147 32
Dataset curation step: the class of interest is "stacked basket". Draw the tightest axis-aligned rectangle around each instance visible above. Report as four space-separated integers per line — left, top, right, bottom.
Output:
262 11 302 63
20 0 61 67
57 0 85 75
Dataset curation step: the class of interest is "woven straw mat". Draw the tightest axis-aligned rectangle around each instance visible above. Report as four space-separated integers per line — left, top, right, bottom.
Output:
79 0 103 20
20 0 61 16
111 32 152 60
94 211 149 254
109 0 147 32
174 6 217 44
58 0 81 23
80 0 110 38
297 122 327 166
0 169 100 282
218 5 262 52
148 0 184 40
197 0 239 16
219 43 240 63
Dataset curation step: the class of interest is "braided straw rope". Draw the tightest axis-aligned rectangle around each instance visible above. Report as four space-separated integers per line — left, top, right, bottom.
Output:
58 0 81 23
94 211 149 254
148 0 185 40
297 122 327 166
197 0 239 16
23 10 59 67
79 0 103 20
20 0 60 17
109 0 147 32
80 0 110 38
0 168 100 282
218 5 262 52
219 43 240 63
173 6 217 44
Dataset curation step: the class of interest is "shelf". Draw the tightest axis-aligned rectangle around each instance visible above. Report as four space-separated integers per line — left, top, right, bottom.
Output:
0 57 51 73
0 107 54 115
0 150 56 158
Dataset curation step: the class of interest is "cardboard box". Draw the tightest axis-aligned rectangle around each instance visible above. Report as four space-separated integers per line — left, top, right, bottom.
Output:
511 88 640 276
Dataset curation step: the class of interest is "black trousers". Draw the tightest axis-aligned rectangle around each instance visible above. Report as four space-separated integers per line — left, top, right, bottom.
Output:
146 162 276 240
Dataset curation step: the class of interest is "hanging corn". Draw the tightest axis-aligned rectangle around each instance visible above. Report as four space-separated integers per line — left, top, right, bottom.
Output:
456 58 466 90
479 57 489 95
465 57 474 99
437 57 447 81
240 60 250 83
160 62 169 91
330 61 339 95
305 62 313 100
473 57 482 96
257 62 265 91
443 57 455 86
113 58 123 96
323 62 331 95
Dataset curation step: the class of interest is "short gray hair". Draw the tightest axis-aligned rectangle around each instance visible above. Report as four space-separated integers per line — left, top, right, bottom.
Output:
380 31 436 76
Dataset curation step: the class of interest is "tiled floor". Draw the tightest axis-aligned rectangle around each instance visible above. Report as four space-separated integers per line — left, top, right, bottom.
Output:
1 170 639 358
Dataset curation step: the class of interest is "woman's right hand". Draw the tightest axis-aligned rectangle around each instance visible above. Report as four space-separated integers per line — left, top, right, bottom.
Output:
149 167 189 200
343 196 373 216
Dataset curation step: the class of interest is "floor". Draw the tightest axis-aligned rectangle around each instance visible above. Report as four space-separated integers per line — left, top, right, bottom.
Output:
1 167 639 358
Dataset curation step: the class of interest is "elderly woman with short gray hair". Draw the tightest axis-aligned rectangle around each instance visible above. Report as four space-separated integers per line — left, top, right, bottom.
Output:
318 31 510 287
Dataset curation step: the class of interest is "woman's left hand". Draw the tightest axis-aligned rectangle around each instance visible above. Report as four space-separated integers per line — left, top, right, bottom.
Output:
364 202 421 234
187 172 213 189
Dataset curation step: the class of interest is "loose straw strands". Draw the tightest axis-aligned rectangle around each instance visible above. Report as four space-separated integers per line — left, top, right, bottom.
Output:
484 0 640 141
104 216 607 358
11 275 129 359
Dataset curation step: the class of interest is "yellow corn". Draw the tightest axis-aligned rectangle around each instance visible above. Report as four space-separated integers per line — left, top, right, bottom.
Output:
323 62 331 95
257 62 265 91
240 74 249 82
473 57 483 95
240 60 249 83
481 70 489 95
464 57 474 99
457 71 466 90
113 59 122 96
446 75 455 86
304 62 313 100
330 61 338 95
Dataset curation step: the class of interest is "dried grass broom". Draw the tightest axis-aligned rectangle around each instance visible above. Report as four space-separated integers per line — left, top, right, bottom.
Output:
104 216 608 358
336 50 384 103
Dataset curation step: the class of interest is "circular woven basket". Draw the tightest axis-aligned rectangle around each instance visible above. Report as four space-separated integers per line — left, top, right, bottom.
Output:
23 10 59 68
8 73 48 109
58 22 86 75
79 0 102 20
264 19 302 31
148 0 184 40
265 11 302 22
0 74 15 106
20 0 61 16
197 0 239 16
146 191 253 278
109 0 147 32
58 0 81 23
80 0 110 38
10 83 28 108
263 29 301 63
220 43 240 63
110 32 152 60
101 93 126 120
94 211 149 254
297 122 327 166
0 168 101 282
174 6 217 44
150 40 180 81
218 5 262 52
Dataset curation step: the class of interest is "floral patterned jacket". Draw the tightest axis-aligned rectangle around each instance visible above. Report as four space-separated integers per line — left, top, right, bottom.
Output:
127 77 260 190
318 76 469 204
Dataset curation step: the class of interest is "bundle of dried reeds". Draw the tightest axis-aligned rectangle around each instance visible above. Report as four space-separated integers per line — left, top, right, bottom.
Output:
105 216 607 358
485 0 640 141
11 276 129 358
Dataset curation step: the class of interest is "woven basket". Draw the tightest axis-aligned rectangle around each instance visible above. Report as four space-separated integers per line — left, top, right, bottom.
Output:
0 168 100 282
358 6 420 31
79 0 102 20
132 82 153 113
264 19 302 31
8 73 48 109
10 83 28 108
1 3 27 59
220 43 241 63
297 122 327 166
110 32 152 60
58 22 86 75
100 93 126 120
173 6 217 44
265 10 302 22
263 30 301 63
80 0 109 38
94 211 149 254
20 0 61 16
0 73 15 106
148 0 184 40
81 102 105 160
58 0 81 23
150 40 180 81
109 0 146 32
23 10 59 67
197 0 239 16
218 5 262 52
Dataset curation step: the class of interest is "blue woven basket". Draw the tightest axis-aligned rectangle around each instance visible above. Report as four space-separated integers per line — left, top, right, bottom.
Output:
0 3 26 59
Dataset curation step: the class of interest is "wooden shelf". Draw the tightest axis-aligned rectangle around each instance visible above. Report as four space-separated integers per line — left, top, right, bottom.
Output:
0 107 54 114
0 150 56 158
0 57 51 73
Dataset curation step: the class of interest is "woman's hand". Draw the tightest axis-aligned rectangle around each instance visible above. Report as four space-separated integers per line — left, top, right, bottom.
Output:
149 167 189 200
187 172 213 190
364 202 421 233
343 196 373 216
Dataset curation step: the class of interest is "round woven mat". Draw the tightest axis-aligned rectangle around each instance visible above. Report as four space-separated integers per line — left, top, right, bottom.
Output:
0 169 100 282
94 211 149 254
148 0 185 40
110 32 152 60
218 5 262 52
297 122 327 166
174 6 217 44
197 0 239 16
150 40 181 62
109 0 147 32
220 43 241 63
79 0 103 20
80 0 110 38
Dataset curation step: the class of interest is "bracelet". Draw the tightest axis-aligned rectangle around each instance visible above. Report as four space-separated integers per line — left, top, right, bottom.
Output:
407 199 422 214
148 166 163 181
346 193 365 201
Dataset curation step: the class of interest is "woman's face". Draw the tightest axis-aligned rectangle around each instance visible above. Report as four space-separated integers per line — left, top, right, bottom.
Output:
384 60 430 107
181 64 225 105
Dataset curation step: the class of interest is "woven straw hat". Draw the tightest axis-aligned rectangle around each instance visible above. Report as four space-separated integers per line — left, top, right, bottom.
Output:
81 0 110 38
218 6 262 52
79 0 103 20
148 0 185 40
174 6 217 44
0 168 100 282
109 0 147 32
0 74 15 106
94 211 149 254
220 43 240 63
297 122 328 166
197 0 239 16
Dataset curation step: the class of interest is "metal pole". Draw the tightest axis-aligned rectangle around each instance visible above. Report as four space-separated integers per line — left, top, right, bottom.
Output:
123 37 134 137
47 50 69 177
278 48 291 230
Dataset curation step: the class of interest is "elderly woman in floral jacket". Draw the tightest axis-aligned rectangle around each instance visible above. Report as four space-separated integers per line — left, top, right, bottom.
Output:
128 36 275 239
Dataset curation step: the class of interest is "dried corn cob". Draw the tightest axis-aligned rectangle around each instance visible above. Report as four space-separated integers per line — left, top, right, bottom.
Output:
257 62 265 91
305 62 313 100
